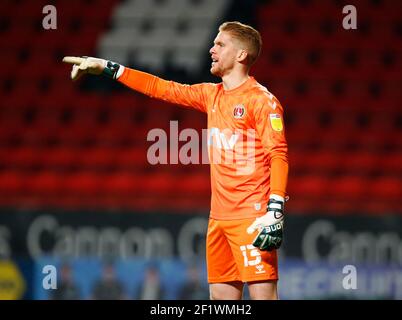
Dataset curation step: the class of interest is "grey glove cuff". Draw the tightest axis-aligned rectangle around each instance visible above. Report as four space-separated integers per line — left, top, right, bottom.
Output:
267 197 284 220
102 60 123 80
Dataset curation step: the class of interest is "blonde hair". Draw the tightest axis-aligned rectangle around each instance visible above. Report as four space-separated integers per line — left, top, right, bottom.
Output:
219 21 262 66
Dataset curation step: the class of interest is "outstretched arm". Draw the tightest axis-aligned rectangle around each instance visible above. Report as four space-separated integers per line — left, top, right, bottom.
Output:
63 56 212 113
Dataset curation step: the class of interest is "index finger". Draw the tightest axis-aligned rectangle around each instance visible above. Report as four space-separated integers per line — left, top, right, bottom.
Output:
62 56 84 65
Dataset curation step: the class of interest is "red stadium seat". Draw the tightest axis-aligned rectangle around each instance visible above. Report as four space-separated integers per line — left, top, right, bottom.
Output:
341 151 379 175
380 152 402 174
62 171 105 197
369 176 402 201
176 172 211 196
44 147 80 169
78 147 117 170
287 174 330 214
328 175 367 200
0 171 26 194
296 149 341 174
25 171 65 197
288 174 329 200
101 172 142 197
1 147 43 169
141 172 176 196
115 147 150 170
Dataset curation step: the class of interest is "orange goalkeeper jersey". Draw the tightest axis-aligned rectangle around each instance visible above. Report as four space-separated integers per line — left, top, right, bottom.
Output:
118 68 289 220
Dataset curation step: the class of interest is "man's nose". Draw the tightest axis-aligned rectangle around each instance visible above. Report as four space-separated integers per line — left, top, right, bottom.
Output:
209 46 215 54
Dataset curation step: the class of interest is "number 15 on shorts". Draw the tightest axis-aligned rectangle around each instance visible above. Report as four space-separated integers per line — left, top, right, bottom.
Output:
240 244 262 266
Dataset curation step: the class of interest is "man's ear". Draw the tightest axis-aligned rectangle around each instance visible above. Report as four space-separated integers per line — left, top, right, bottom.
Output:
237 49 248 64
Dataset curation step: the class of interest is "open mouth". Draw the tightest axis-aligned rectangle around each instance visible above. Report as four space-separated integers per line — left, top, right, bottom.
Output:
211 57 218 66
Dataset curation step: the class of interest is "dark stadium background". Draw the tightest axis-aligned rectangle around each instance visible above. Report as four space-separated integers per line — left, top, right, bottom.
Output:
0 0 401 300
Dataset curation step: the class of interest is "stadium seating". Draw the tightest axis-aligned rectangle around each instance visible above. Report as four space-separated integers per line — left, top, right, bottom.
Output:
0 0 401 215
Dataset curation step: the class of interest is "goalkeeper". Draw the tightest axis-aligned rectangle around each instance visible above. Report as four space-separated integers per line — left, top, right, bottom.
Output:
63 21 289 300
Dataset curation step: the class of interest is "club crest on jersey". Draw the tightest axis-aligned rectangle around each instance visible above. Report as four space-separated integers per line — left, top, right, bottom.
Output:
233 104 246 119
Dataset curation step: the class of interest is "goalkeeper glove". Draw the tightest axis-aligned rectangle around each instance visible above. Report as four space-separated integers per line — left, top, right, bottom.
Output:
247 194 285 251
62 56 124 81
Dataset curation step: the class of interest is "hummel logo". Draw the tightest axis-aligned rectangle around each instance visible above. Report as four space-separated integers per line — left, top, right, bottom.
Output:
256 264 265 274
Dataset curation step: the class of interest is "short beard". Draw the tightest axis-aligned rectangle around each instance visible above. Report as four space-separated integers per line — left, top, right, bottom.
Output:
210 67 222 77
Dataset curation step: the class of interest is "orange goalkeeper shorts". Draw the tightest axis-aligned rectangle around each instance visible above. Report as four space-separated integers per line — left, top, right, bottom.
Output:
206 217 278 283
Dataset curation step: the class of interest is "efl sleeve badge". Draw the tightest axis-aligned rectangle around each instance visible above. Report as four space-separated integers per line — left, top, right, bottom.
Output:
269 113 283 131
